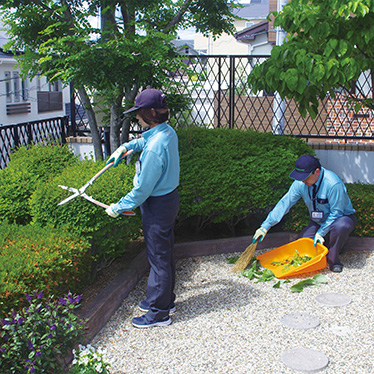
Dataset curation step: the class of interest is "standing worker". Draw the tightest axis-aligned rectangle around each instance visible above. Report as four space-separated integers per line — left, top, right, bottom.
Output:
105 88 180 328
252 154 356 273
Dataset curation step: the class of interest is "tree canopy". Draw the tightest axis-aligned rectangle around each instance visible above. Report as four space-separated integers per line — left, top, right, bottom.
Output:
0 0 239 158
247 0 374 118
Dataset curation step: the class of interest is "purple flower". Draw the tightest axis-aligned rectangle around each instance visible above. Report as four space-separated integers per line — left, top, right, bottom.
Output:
48 333 53 339
17 317 24 325
37 291 43 300
58 297 67 305
50 324 57 330
1 319 12 326
36 351 41 357
66 323 72 329
26 294 32 302
0 347 6 353
28 341 34 350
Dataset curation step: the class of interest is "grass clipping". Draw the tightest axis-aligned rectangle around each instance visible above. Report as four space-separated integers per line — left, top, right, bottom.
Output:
231 241 258 273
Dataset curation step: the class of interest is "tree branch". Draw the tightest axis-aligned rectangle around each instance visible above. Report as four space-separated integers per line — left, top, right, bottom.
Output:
163 0 193 34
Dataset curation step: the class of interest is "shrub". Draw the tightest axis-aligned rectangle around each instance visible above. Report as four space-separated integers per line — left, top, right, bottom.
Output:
29 158 142 267
0 222 91 318
8 143 77 182
177 127 314 234
282 182 374 237
0 168 38 225
0 144 77 225
0 291 85 374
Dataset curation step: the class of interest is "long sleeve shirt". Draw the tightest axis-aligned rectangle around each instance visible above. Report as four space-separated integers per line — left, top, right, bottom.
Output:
261 167 355 237
112 122 180 213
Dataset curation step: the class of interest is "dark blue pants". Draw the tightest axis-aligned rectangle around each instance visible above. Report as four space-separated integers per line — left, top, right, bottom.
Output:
297 214 357 266
140 189 180 321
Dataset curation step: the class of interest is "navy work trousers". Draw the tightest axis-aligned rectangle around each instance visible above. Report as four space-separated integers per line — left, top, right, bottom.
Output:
140 189 180 321
297 214 357 266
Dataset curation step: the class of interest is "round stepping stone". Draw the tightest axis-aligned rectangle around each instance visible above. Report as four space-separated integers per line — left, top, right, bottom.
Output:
280 312 320 330
281 347 329 372
330 324 352 336
315 292 352 307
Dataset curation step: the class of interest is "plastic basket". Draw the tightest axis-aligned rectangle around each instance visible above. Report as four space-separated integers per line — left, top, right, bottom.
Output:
256 237 328 278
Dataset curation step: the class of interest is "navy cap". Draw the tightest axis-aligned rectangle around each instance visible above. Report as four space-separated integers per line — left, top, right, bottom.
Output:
124 88 167 114
289 155 321 181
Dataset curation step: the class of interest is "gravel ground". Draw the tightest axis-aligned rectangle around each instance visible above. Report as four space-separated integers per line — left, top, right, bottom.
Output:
92 248 374 374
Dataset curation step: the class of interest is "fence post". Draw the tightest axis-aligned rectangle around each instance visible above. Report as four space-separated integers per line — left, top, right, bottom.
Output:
229 56 235 129
70 82 77 137
27 122 32 145
217 56 222 128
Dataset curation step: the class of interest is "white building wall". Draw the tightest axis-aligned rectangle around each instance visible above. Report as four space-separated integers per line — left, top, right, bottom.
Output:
0 55 70 126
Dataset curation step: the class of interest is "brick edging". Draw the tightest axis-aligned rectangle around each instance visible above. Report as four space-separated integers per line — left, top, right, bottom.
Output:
79 233 374 342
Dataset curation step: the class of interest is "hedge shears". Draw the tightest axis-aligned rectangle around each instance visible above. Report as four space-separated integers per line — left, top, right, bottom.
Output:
57 150 136 216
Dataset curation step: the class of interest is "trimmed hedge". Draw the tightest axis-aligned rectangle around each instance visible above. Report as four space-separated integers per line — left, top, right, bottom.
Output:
0 144 77 225
177 127 314 233
0 222 91 318
30 158 143 265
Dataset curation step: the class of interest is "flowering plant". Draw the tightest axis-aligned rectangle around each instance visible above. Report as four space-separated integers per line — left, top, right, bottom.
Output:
68 344 111 374
0 291 85 373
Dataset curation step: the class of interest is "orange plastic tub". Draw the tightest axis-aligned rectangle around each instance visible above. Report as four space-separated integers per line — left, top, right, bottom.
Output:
256 238 328 278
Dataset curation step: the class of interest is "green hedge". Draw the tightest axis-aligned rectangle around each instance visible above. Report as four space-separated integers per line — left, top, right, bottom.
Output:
283 182 374 236
177 127 314 233
0 222 91 318
30 158 143 264
0 144 77 225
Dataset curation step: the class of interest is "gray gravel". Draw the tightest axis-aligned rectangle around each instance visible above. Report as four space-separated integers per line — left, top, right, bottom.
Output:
92 248 374 374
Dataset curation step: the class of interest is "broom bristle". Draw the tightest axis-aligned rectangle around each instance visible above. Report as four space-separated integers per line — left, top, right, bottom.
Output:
231 241 258 273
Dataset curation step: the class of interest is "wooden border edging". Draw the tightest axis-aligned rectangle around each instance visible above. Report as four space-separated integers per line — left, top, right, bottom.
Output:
79 233 374 342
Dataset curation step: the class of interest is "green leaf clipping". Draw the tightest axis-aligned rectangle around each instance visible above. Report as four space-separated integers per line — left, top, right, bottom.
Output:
290 274 328 293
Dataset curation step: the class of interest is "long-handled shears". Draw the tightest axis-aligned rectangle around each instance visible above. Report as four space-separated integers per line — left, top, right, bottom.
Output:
57 150 136 216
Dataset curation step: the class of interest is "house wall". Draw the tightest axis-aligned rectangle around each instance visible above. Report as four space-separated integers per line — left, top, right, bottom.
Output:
194 19 266 56
0 55 70 126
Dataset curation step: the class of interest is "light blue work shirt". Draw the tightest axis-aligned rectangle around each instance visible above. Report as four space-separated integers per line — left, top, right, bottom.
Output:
112 122 179 213
261 167 355 237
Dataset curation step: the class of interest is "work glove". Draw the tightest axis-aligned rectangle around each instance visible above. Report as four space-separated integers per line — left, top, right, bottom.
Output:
314 233 325 246
252 227 268 244
106 145 127 167
105 204 120 218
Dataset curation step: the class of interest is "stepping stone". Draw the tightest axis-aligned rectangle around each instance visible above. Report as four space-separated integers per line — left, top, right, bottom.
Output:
280 312 320 330
315 292 352 307
281 347 329 372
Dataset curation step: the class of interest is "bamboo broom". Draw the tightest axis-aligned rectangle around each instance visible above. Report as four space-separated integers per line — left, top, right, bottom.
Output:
231 240 259 273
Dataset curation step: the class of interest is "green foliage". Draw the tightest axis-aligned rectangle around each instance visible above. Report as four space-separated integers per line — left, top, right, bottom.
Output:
8 143 77 182
247 0 374 117
0 0 239 154
284 182 374 237
29 158 142 264
0 222 91 318
0 291 85 374
290 274 328 293
0 144 77 225
177 127 313 233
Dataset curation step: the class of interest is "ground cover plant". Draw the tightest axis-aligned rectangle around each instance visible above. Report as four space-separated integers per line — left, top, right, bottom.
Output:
0 291 85 374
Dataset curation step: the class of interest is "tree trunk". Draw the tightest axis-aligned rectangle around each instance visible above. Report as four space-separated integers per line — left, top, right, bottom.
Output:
77 87 103 161
109 95 124 153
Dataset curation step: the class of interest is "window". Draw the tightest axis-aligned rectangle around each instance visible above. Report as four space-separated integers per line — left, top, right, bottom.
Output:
22 77 29 101
5 71 11 103
13 71 20 102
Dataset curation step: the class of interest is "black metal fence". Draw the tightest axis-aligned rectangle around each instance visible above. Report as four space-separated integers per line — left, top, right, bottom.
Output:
0 116 69 169
170 55 374 143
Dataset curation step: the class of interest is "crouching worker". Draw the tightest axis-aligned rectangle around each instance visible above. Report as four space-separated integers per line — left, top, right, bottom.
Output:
105 88 180 328
252 155 356 273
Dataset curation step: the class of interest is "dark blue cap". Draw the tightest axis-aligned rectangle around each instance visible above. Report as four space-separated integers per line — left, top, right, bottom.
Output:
289 155 321 181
